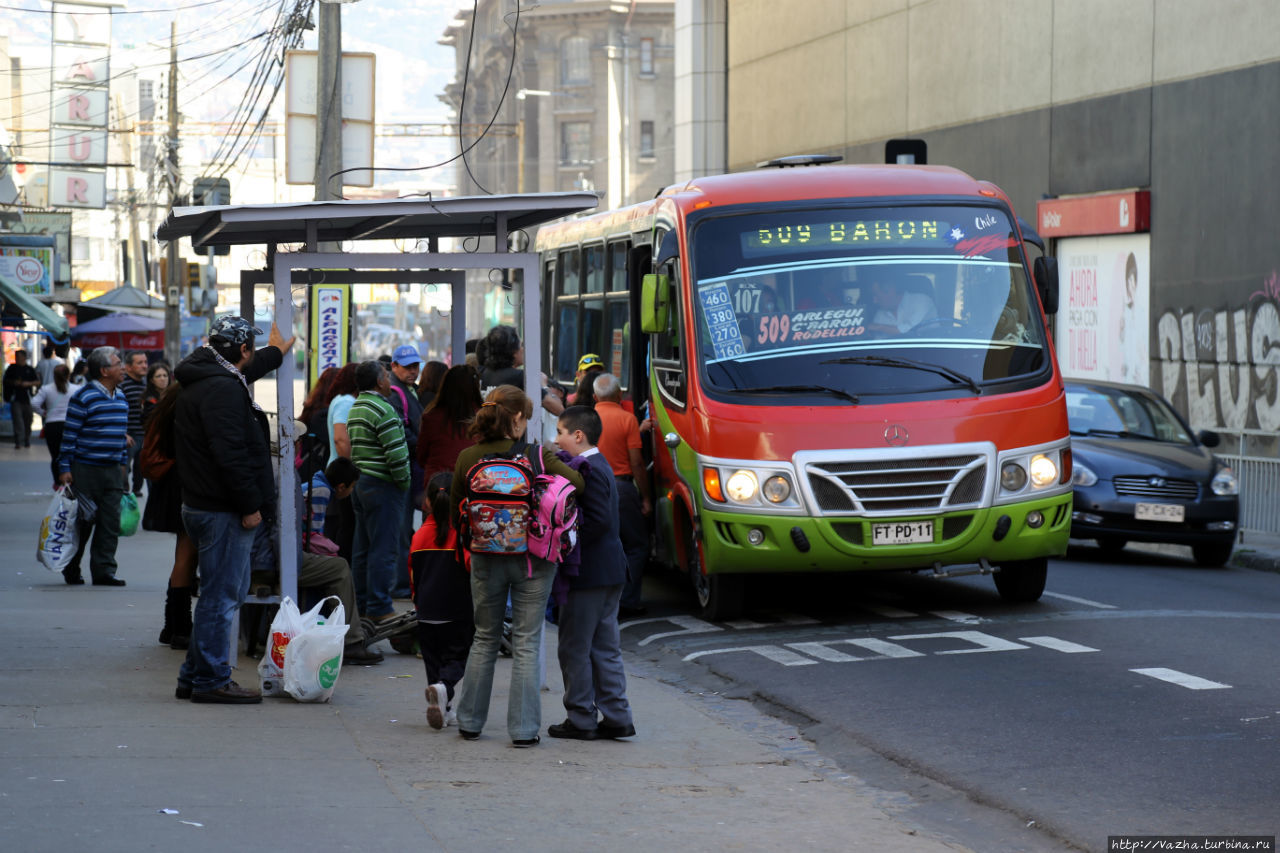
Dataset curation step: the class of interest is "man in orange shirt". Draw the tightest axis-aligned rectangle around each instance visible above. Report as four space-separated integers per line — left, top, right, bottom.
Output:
592 372 651 616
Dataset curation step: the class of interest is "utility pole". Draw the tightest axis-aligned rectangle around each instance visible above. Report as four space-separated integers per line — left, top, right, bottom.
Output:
314 1 342 203
164 21 181 367
116 93 145 292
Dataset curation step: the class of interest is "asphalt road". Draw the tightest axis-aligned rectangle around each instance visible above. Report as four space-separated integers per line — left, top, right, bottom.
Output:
622 548 1280 852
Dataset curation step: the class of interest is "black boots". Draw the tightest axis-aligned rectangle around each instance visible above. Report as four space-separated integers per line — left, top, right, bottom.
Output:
159 584 194 650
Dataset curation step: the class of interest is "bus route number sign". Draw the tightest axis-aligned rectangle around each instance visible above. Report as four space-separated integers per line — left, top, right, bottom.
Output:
699 281 746 360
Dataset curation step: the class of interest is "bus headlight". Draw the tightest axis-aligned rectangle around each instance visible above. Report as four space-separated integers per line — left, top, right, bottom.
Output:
1000 462 1027 491
762 475 791 504
1029 454 1058 488
725 470 759 502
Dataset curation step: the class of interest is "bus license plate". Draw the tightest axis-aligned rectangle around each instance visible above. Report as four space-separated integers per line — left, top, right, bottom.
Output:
1135 503 1185 522
872 521 934 545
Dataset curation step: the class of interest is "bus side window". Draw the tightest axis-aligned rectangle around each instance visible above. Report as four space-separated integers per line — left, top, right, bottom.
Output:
651 255 686 407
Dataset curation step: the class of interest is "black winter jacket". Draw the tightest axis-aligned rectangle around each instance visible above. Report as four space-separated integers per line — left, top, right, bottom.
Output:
174 345 282 518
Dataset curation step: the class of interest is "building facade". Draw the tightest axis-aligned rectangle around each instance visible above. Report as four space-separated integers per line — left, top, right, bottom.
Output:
441 0 676 209
720 1 1280 491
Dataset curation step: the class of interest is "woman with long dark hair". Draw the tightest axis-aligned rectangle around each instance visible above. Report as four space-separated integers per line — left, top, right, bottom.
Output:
30 364 74 489
140 362 171 426
141 380 198 649
297 365 337 481
448 385 584 746
416 364 483 485
322 362 361 560
416 360 448 408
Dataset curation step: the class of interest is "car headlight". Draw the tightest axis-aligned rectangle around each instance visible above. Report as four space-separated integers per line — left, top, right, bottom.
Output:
1029 454 1058 487
1072 462 1098 487
1211 466 1239 496
725 470 758 502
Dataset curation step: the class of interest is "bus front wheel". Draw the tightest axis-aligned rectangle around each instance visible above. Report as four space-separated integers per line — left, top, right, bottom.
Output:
992 557 1047 603
687 532 744 620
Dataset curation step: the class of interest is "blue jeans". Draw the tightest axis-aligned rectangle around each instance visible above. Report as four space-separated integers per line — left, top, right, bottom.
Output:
455 553 556 741
178 507 256 692
351 475 406 618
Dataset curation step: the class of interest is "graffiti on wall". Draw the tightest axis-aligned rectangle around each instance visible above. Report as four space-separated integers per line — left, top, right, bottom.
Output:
1155 270 1280 431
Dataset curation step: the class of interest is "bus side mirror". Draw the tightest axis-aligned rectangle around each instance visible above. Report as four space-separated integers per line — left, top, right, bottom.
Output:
655 230 679 266
641 273 670 333
1034 256 1059 315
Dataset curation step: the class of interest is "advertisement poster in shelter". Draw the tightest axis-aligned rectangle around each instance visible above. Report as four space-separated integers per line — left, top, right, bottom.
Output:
1054 234 1150 386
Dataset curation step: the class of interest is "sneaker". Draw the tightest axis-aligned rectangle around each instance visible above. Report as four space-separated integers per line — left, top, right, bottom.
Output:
175 684 193 700
512 736 540 748
426 682 447 730
190 680 262 704
459 729 481 741
444 706 457 727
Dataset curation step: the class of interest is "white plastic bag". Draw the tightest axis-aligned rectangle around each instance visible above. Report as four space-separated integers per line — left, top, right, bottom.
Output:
282 596 348 703
37 487 79 572
258 597 305 697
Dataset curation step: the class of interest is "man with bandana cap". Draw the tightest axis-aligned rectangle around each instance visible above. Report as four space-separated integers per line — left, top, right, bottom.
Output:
172 314 296 704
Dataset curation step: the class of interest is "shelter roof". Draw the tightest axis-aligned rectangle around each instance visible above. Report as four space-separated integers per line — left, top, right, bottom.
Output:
155 192 599 250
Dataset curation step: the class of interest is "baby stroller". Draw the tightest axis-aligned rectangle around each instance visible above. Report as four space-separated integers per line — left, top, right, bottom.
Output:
360 609 419 655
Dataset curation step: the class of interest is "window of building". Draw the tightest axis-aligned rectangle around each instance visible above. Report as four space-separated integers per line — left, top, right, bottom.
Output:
561 36 590 85
560 121 591 166
639 38 654 75
639 120 655 158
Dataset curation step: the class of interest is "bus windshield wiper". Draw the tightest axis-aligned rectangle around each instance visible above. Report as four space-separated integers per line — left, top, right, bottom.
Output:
735 384 859 405
820 355 982 394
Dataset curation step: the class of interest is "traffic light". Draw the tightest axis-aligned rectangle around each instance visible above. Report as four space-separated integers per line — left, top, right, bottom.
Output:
187 262 203 314
191 177 230 255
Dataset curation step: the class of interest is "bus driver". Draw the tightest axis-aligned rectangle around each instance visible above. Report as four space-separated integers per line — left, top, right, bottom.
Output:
866 274 937 335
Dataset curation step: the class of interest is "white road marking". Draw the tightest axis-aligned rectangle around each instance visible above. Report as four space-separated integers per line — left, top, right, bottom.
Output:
785 638 926 662
890 630 1029 655
929 610 985 624
683 645 818 666
1019 636 1099 653
724 619 768 630
1130 667 1231 690
863 605 918 618
635 615 722 647
1042 591 1117 609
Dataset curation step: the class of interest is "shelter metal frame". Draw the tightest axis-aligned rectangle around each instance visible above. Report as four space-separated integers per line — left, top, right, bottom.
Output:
157 193 597 613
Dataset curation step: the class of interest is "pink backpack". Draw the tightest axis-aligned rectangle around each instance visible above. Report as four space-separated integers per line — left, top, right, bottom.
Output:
525 445 579 564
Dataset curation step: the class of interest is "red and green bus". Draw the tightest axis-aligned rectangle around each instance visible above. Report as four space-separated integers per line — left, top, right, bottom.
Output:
535 158 1071 619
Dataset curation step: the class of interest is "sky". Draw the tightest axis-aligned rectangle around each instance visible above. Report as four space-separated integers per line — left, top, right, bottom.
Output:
0 0 472 191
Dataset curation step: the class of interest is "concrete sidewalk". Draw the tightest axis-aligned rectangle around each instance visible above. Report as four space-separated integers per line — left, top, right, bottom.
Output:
0 446 967 853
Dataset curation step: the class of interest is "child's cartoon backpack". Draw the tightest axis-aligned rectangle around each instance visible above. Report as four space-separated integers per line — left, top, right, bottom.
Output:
459 446 535 555
526 448 579 564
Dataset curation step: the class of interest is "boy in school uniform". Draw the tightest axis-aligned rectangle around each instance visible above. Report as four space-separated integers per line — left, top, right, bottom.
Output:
547 405 636 740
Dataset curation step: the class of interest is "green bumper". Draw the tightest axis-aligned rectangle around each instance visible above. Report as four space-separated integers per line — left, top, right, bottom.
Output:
694 494 1073 575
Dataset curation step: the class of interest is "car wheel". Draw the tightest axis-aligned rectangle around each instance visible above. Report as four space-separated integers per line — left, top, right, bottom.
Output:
993 557 1048 603
1191 541 1233 568
1096 536 1128 557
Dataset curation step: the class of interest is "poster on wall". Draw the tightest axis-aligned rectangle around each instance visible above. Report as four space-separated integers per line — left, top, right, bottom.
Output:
1054 234 1150 386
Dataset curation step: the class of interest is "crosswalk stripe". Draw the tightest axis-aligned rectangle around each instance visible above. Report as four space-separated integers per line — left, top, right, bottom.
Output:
1130 667 1231 690
1019 636 1099 653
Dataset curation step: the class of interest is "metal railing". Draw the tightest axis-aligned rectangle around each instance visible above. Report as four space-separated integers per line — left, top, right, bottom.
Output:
1219 431 1280 536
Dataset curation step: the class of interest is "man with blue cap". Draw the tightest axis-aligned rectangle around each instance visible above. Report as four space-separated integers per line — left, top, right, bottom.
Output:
388 344 424 596
172 314 295 704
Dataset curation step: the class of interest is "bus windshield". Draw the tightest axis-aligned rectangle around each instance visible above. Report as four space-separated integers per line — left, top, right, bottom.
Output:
690 205 1048 399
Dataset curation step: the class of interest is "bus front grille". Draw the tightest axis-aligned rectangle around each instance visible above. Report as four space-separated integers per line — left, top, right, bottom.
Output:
806 453 988 514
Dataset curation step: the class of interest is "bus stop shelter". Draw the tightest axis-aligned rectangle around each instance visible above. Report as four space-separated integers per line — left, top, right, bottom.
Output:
156 192 597 611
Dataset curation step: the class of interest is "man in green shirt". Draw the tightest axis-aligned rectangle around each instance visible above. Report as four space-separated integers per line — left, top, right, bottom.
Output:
346 360 410 621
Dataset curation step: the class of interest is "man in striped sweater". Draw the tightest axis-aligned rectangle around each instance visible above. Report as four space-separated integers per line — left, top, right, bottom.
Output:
347 360 411 623
57 346 130 586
